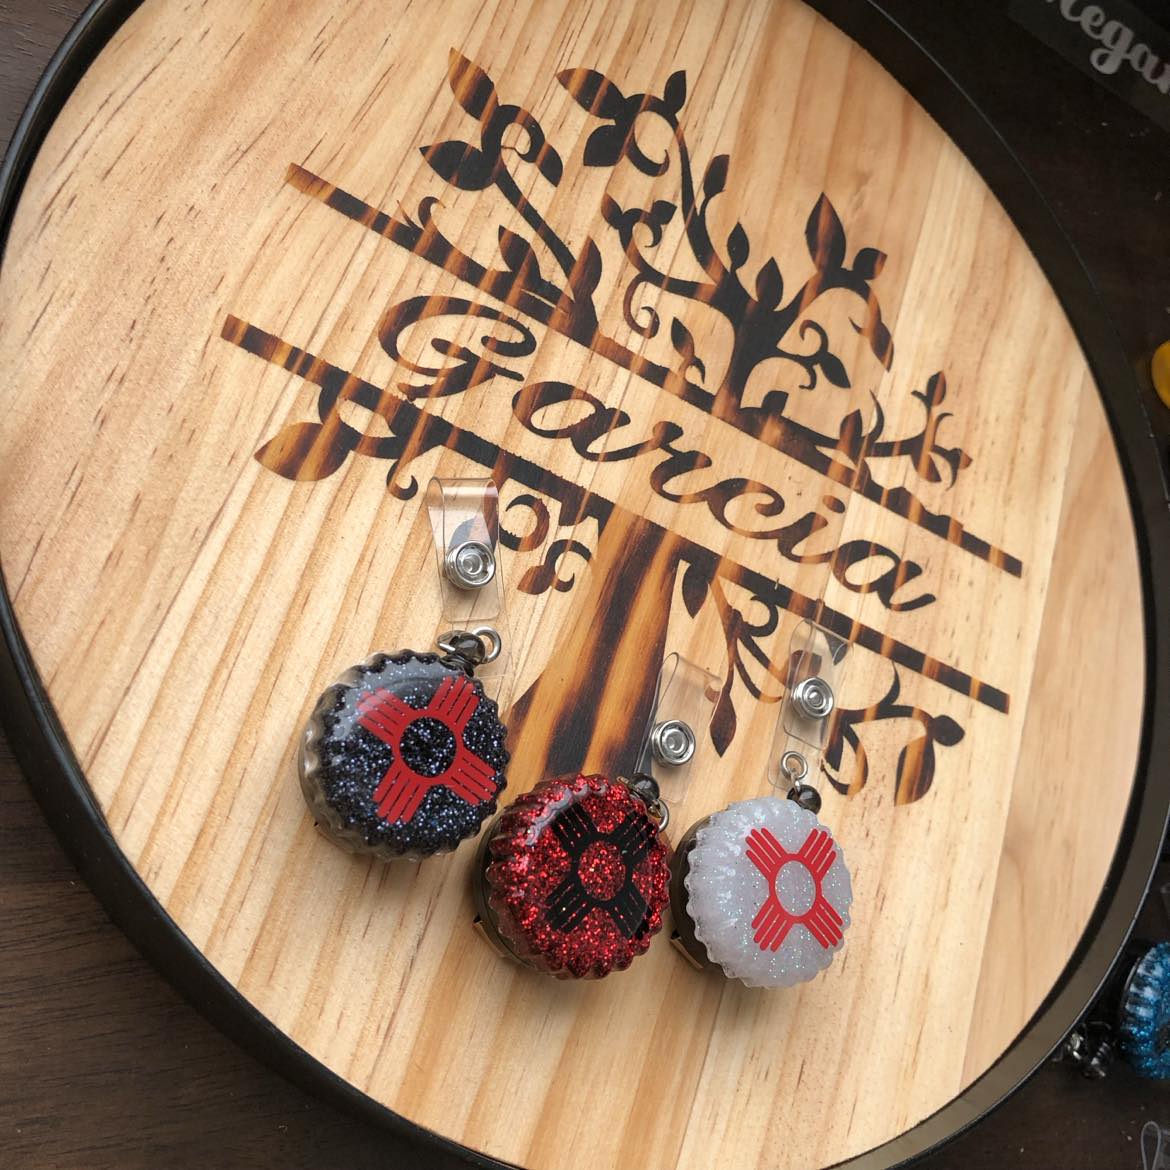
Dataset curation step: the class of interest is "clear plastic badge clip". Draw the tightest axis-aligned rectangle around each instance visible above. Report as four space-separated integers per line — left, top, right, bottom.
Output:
426 476 510 701
768 619 849 792
632 653 719 824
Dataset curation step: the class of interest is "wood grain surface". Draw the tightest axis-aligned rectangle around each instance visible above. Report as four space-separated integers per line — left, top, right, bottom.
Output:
0 0 1165 1168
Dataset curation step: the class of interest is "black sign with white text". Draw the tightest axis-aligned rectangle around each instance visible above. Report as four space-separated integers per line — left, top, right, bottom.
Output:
1011 0 1170 132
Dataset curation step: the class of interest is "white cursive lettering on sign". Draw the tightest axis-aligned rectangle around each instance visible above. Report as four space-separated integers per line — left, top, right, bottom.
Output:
1047 0 1170 90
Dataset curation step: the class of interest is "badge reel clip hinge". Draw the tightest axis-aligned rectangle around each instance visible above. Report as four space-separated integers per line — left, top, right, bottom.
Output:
426 476 510 703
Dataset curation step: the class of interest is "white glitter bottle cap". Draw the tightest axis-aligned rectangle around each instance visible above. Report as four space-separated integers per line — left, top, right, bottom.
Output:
680 796 852 988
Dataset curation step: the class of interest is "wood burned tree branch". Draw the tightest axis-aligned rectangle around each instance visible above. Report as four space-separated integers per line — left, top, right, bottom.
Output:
498 491 597 595
557 63 977 498
558 65 895 408
822 666 966 804
829 371 974 490
423 50 573 276
281 44 1017 570
681 566 788 755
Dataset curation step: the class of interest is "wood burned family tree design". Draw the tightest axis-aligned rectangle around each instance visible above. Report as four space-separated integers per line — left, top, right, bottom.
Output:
220 50 1023 804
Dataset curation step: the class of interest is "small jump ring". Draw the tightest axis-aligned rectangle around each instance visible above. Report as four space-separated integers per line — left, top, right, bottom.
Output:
779 749 808 785
652 799 671 833
468 624 502 663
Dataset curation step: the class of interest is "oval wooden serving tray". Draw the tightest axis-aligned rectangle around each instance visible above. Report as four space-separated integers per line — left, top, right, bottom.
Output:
1 1 1168 1168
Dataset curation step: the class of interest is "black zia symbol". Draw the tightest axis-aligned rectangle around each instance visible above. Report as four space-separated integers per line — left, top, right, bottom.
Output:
544 803 658 939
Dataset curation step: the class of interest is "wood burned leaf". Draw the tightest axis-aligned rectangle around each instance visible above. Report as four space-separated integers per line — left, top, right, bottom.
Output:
837 408 866 460
602 197 676 248
447 50 498 120
822 717 868 796
555 67 627 118
570 238 602 303
517 563 560 595
583 123 626 168
254 423 352 481
681 560 712 618
703 154 729 199
710 689 737 756
649 199 678 231
600 193 626 231
931 714 965 747
537 144 564 187
754 258 783 309
805 194 847 270
727 222 750 270
419 140 494 189
517 538 592 595
853 246 887 280
819 350 851 389
872 317 894 368
931 444 973 488
518 562 572 596
663 69 687 114
849 312 895 369
895 735 935 805
919 456 943 484
670 317 706 383
498 227 541 280
920 370 948 408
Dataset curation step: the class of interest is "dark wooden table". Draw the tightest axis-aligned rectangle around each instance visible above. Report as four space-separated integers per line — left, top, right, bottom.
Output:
3 1 1170 1166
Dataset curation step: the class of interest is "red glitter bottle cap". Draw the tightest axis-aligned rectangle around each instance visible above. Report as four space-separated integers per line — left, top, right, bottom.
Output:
479 773 671 978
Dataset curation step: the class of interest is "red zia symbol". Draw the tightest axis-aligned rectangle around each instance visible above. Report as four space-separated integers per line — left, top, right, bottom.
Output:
744 826 844 952
355 675 497 823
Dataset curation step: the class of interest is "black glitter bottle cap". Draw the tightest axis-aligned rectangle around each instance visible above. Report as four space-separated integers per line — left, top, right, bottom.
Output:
300 650 508 860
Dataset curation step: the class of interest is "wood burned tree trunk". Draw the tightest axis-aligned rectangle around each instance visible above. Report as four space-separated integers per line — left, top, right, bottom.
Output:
506 511 681 783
